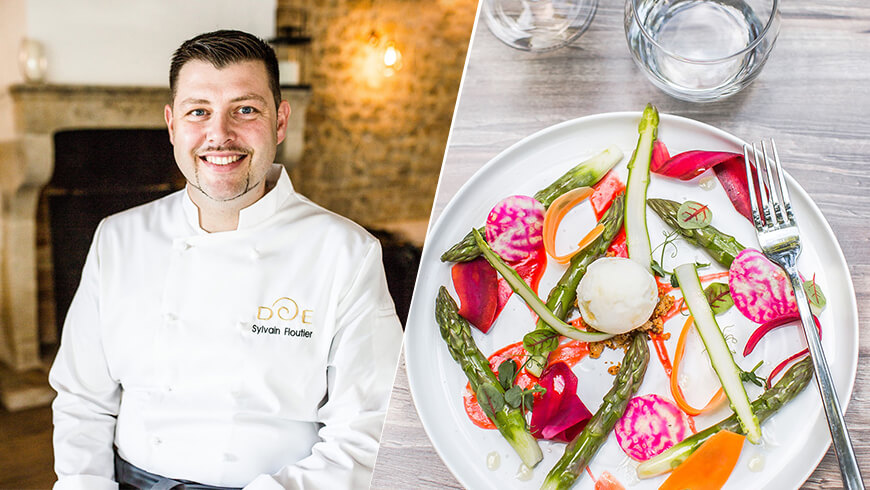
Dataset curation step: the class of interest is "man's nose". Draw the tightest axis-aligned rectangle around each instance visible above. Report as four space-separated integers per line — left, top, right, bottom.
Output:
206 112 235 146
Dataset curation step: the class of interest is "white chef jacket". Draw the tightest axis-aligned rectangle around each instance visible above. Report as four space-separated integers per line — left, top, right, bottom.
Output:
49 165 403 490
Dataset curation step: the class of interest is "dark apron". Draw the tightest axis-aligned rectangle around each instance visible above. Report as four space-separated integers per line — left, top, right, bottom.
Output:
113 452 242 490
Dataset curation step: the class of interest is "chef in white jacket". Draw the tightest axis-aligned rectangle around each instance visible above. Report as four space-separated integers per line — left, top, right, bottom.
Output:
48 30 404 490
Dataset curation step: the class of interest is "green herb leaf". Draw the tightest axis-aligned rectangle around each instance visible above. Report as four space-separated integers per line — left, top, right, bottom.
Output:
704 282 734 315
477 383 505 419
677 201 713 229
802 275 827 315
504 385 523 408
670 273 680 288
522 386 546 411
497 360 518 391
739 360 766 388
523 330 559 356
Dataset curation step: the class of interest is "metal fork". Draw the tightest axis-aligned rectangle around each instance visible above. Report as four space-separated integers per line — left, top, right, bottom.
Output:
744 139 865 490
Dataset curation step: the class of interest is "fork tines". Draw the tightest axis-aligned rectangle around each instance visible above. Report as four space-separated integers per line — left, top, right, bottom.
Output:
742 138 793 230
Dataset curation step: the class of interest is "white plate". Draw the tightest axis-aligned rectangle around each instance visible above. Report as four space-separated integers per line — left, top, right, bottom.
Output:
404 111 859 489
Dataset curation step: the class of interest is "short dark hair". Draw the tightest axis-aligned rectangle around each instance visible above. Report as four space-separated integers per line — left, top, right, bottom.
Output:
169 29 281 108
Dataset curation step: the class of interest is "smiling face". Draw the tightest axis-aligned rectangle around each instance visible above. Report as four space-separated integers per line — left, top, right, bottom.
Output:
165 59 290 210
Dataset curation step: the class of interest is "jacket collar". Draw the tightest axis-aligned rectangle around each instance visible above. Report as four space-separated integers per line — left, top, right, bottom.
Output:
182 164 295 233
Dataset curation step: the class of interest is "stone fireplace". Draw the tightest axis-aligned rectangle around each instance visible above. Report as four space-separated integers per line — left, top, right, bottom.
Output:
0 84 310 409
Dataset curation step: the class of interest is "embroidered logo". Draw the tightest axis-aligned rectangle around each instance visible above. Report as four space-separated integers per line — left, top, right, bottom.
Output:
251 297 314 339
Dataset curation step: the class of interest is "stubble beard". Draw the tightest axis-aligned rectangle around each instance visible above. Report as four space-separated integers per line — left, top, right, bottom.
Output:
190 146 258 203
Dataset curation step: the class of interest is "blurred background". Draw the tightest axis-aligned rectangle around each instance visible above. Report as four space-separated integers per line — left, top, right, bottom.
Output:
0 0 476 486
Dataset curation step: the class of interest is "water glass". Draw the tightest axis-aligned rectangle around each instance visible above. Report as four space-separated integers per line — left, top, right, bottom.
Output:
483 0 599 52
625 0 780 102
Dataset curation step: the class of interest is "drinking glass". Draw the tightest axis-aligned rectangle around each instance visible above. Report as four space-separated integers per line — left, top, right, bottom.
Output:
483 0 599 52
625 0 780 102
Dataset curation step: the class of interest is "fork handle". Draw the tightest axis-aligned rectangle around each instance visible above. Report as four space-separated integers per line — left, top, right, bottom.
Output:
787 265 865 489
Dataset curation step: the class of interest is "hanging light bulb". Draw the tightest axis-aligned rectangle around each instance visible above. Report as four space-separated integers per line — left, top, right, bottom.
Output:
382 40 402 77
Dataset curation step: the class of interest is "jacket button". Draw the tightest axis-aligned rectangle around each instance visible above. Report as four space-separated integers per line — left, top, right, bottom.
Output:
173 239 191 251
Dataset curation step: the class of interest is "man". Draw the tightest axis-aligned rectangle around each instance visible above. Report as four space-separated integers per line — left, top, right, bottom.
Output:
49 30 403 489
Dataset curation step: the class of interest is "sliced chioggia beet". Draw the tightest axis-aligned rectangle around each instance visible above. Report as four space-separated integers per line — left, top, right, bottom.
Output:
728 248 798 324
614 394 693 461
451 257 499 333
676 263 762 444
485 195 545 262
530 362 593 442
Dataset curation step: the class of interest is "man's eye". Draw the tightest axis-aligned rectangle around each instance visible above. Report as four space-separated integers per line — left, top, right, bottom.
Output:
189 109 207 117
239 106 257 115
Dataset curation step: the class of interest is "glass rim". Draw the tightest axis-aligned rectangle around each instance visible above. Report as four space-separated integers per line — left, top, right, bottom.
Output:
483 0 600 52
629 0 780 64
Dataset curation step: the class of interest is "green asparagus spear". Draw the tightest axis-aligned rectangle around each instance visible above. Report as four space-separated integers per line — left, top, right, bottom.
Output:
441 147 623 263
647 198 746 268
541 332 650 490
524 195 625 377
435 286 543 468
533 146 625 209
637 355 814 478
440 227 485 263
624 104 659 274
471 230 614 343
676 263 761 443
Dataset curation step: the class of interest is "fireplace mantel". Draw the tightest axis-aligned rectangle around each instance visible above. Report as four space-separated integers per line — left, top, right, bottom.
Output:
0 83 310 409
9 83 310 161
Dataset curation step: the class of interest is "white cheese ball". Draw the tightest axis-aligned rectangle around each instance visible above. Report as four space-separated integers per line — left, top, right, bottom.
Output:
576 257 659 335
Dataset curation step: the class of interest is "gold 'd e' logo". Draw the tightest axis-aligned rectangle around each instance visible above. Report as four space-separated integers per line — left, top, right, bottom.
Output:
257 297 314 324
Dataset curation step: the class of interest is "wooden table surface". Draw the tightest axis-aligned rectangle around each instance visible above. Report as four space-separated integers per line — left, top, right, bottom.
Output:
372 1 870 488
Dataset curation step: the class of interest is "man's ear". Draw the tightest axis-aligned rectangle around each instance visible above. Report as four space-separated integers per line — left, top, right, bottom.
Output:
276 100 291 145
164 104 175 145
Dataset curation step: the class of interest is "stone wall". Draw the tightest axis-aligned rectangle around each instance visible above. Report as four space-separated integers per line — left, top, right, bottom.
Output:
277 0 476 226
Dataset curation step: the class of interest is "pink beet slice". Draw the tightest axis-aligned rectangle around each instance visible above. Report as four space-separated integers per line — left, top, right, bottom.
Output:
485 195 545 262
615 394 693 461
729 248 798 324
651 140 671 171
451 257 499 333
650 147 755 222
530 362 593 442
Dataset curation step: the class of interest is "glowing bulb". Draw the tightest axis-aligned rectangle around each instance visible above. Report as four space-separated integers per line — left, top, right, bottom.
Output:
382 41 402 77
384 43 400 67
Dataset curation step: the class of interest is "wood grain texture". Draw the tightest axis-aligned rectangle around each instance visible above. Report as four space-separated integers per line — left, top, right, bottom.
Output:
371 1 870 488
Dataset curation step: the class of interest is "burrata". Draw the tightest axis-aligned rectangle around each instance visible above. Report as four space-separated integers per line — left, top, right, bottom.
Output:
576 257 658 334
